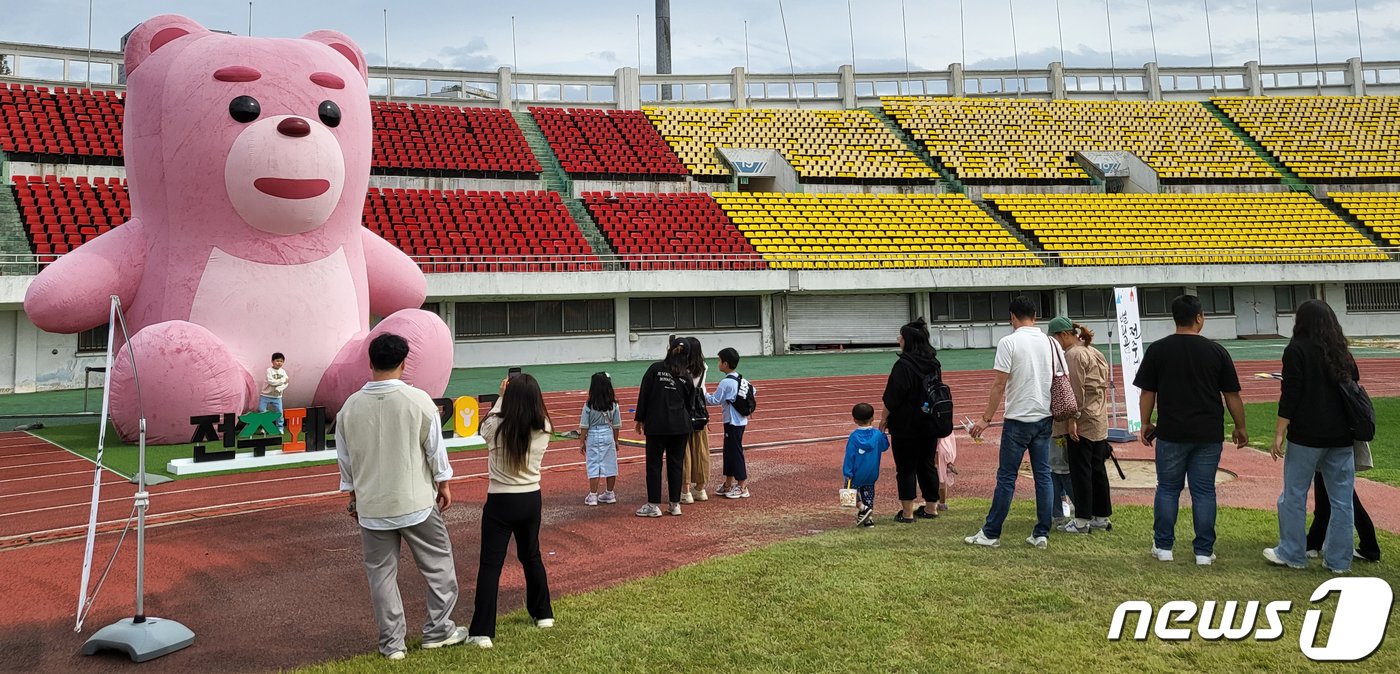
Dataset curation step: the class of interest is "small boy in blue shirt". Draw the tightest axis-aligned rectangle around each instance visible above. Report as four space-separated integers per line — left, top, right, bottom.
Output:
705 347 752 499
843 403 890 528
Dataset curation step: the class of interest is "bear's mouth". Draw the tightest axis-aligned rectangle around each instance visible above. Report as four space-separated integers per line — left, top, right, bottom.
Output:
254 178 331 200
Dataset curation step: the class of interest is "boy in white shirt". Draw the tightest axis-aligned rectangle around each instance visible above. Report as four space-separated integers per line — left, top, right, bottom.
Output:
258 352 290 434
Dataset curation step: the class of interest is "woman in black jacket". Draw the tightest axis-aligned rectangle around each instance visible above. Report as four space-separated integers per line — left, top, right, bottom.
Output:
1264 300 1361 574
634 337 693 518
881 318 942 524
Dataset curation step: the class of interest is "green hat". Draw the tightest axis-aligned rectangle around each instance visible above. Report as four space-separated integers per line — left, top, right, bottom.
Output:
1047 316 1074 334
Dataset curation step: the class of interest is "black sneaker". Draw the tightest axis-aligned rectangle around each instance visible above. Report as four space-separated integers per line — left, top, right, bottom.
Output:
893 512 915 524
856 507 874 527
913 505 938 519
859 517 876 528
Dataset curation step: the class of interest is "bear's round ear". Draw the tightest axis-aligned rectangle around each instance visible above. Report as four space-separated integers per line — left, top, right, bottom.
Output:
303 30 369 84
125 14 208 75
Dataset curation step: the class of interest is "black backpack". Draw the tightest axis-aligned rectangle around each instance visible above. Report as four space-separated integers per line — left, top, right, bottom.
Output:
727 373 757 417
920 365 955 439
1339 378 1375 442
686 378 710 431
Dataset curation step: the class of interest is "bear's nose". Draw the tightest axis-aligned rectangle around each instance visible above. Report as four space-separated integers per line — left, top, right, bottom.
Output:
277 117 311 137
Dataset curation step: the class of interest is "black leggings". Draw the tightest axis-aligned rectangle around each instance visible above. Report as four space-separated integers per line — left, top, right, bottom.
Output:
890 433 938 503
469 490 552 638
645 433 688 504
1308 473 1380 561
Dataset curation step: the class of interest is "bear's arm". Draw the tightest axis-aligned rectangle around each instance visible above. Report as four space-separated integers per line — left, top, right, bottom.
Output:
24 220 147 333
360 228 427 316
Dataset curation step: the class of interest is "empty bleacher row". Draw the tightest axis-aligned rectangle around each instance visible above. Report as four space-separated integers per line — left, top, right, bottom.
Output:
644 107 938 183
372 102 539 175
883 97 1277 184
531 108 686 179
12 175 128 258
1212 96 1400 182
987 192 1388 266
713 192 1041 269
1331 192 1400 246
0 84 123 160
581 191 761 270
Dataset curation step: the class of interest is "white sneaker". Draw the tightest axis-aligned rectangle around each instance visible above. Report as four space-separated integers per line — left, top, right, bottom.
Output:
1151 547 1174 562
422 626 469 649
695 488 709 501
1263 547 1306 569
467 636 493 649
726 486 750 499
1196 554 1218 566
1306 549 1320 559
583 493 599 506
386 650 406 661
1089 517 1113 531
668 502 683 516
715 483 732 496
1026 535 1048 549
599 490 617 504
964 530 1000 548
635 503 662 517
1058 519 1092 534
679 491 694 505
536 618 554 629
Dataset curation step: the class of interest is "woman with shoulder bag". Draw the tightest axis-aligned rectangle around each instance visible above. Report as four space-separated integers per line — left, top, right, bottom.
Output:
881 318 942 524
634 337 694 518
1048 317 1114 534
1264 300 1362 574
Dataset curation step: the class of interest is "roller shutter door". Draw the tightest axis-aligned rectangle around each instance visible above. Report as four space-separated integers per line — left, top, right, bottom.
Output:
786 294 910 346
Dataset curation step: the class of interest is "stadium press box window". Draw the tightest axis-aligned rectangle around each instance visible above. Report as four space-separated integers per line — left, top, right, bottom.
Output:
629 296 762 332
454 300 614 339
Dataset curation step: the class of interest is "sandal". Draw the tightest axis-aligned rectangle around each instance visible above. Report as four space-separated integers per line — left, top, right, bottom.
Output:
913 505 939 519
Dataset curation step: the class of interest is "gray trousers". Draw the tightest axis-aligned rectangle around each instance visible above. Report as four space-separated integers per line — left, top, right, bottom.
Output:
360 508 459 655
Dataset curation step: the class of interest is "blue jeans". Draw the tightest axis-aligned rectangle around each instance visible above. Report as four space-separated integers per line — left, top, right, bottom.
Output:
257 394 285 431
1276 442 1355 571
981 417 1054 539
1153 440 1222 557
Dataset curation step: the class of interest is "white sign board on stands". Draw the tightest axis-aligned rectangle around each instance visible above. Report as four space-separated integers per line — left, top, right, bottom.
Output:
1114 287 1145 433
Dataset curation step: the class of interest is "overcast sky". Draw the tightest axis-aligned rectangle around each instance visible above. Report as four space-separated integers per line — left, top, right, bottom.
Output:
2 0 1398 76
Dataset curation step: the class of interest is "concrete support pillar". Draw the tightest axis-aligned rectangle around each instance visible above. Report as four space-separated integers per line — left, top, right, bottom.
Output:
497 66 515 111
911 292 930 324
770 294 788 355
1145 62 1162 101
14 314 37 394
1244 60 1263 97
614 67 641 110
949 63 965 97
613 297 631 361
1049 62 1066 100
732 67 748 108
759 294 776 356
1347 57 1366 96
838 64 856 109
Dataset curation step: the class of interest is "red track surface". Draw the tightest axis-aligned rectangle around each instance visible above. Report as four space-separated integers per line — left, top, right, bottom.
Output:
2 359 1400 672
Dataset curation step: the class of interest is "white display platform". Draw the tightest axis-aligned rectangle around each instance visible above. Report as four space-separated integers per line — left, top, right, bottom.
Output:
166 434 486 476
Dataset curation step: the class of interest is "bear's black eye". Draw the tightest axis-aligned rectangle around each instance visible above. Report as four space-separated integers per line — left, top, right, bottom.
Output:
229 95 260 123
318 100 341 128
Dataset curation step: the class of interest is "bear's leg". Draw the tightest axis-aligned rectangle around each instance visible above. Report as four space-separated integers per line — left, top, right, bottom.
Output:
109 321 256 444
315 309 453 416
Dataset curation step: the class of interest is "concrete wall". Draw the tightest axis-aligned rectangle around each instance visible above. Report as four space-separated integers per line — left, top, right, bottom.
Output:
368 176 541 192
573 178 717 196
800 183 946 195
623 329 765 362
1162 183 1290 194
9 161 124 181
453 334 615 369
964 184 1097 198
0 310 105 394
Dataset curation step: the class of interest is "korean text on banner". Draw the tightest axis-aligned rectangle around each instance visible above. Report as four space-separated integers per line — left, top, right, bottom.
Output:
1114 287 1144 433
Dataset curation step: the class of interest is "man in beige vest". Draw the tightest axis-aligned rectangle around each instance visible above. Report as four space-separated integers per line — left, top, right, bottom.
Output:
336 333 466 660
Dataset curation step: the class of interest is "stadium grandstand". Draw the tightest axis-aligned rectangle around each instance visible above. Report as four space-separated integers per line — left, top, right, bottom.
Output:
2 34 1400 388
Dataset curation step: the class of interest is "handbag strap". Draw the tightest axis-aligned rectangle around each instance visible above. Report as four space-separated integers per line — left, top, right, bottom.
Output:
1046 335 1067 376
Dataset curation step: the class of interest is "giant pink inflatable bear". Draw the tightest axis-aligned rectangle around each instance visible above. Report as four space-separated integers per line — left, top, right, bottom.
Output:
22 15 453 443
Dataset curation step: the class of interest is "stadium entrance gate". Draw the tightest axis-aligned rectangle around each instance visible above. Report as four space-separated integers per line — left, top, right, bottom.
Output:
785 294 910 348
1233 286 1280 337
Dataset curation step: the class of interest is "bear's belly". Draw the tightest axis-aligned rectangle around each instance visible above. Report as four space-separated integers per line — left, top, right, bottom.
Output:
189 246 362 407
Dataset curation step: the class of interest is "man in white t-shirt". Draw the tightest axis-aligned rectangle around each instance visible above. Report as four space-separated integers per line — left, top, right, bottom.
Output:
966 295 1063 550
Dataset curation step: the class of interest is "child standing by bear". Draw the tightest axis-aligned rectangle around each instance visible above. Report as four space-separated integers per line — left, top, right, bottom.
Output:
706 347 755 499
578 372 621 506
843 403 890 527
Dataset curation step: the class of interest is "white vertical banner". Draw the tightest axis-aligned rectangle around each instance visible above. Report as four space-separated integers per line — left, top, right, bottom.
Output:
1114 287 1145 433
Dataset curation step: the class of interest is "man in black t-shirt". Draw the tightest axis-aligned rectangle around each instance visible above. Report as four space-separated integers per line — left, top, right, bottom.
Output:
1134 295 1247 567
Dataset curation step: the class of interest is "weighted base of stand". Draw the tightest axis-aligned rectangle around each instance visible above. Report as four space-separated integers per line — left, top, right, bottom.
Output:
1107 428 1135 443
82 617 194 662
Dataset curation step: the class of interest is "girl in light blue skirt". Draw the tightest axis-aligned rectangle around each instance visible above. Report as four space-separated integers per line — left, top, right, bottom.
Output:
579 372 621 506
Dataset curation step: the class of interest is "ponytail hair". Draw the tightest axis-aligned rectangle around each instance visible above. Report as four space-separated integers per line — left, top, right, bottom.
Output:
1072 323 1095 347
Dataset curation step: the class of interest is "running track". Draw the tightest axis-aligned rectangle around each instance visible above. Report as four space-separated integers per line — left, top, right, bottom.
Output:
5 358 1400 548
4 359 1400 671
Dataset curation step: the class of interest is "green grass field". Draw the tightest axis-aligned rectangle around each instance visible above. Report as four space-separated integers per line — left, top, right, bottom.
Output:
299 501 1400 674
1239 398 1400 488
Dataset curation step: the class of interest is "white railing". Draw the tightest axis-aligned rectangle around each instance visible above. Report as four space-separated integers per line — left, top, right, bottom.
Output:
4 41 1397 109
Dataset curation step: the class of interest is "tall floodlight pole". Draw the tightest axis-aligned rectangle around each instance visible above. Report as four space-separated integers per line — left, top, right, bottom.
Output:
958 0 966 67
1008 0 1021 95
247 2 253 36
85 0 93 87
636 14 642 71
1104 0 1117 97
1147 0 1160 65
383 9 392 102
1204 0 1218 92
1309 0 1322 94
1253 0 1263 64
847 0 857 71
1353 0 1366 65
1054 0 1066 66
778 0 799 105
744 19 750 72
900 0 910 92
656 0 672 100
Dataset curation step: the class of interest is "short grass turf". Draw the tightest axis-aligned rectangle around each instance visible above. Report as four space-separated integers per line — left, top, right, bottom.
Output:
1238 398 1400 488
298 501 1400 674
